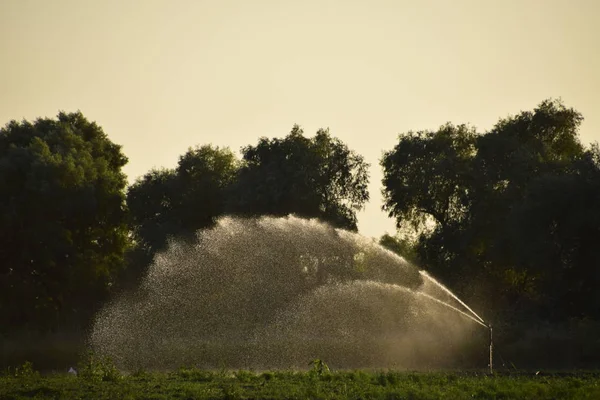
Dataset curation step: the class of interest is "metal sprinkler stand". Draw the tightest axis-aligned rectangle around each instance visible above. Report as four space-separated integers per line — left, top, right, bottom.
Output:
488 323 493 374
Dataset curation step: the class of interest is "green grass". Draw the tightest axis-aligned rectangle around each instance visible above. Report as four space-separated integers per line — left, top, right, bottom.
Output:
2 367 600 400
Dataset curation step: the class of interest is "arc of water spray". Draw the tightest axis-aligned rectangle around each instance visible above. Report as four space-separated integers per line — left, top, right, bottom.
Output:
419 271 486 324
418 271 493 372
413 291 488 329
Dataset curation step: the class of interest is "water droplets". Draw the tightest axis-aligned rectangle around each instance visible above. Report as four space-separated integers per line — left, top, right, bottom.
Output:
91 215 481 370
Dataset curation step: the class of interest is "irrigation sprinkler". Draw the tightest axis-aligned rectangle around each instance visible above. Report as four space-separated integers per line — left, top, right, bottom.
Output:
488 323 493 374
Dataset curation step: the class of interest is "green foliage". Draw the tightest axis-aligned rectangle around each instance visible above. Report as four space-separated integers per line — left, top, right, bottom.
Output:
11 361 39 379
1 370 600 399
260 371 274 381
381 99 598 321
0 111 129 332
176 366 215 382
77 351 121 382
506 154 600 319
382 123 477 231
220 381 243 400
309 359 331 377
233 369 257 382
374 371 398 386
231 125 370 230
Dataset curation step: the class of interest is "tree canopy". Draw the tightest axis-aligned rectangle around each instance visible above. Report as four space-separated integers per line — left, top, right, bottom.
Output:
0 111 129 331
381 123 477 231
127 145 238 255
381 99 599 320
230 125 370 230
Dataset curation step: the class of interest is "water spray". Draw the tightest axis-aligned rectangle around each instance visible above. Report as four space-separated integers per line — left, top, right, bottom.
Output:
419 271 486 324
91 215 498 370
413 291 488 328
419 270 495 373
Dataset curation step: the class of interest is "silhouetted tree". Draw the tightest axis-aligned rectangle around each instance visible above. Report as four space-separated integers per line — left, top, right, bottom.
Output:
381 123 477 232
0 111 129 332
382 99 598 320
230 125 370 230
508 146 600 319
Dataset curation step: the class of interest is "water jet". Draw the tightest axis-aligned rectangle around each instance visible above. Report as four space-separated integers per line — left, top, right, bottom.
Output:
419 271 486 324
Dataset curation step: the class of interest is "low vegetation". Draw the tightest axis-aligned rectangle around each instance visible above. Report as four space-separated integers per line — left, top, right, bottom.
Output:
2 362 599 400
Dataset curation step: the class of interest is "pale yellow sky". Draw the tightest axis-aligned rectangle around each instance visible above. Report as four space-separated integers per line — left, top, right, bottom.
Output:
1 0 598 238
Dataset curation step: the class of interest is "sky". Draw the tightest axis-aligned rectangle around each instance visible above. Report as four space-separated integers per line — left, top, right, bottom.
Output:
1 0 599 239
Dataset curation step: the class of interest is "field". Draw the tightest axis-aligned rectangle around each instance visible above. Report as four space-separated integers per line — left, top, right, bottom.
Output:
2 365 600 400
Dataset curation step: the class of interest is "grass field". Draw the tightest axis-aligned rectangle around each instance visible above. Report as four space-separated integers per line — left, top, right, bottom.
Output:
2 365 600 400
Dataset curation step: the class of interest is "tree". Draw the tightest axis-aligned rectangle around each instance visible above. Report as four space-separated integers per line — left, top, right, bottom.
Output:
230 125 369 230
0 111 129 332
507 146 600 319
380 123 478 287
467 99 585 275
126 145 238 267
462 99 587 315
381 123 477 232
381 99 597 320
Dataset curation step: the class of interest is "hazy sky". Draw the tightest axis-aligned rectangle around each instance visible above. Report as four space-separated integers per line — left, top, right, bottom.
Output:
1 0 598 238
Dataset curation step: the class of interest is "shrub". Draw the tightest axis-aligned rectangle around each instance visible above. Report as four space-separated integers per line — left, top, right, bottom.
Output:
78 352 121 382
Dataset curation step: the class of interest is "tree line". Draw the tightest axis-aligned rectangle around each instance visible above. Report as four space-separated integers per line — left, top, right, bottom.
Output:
1 99 598 334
